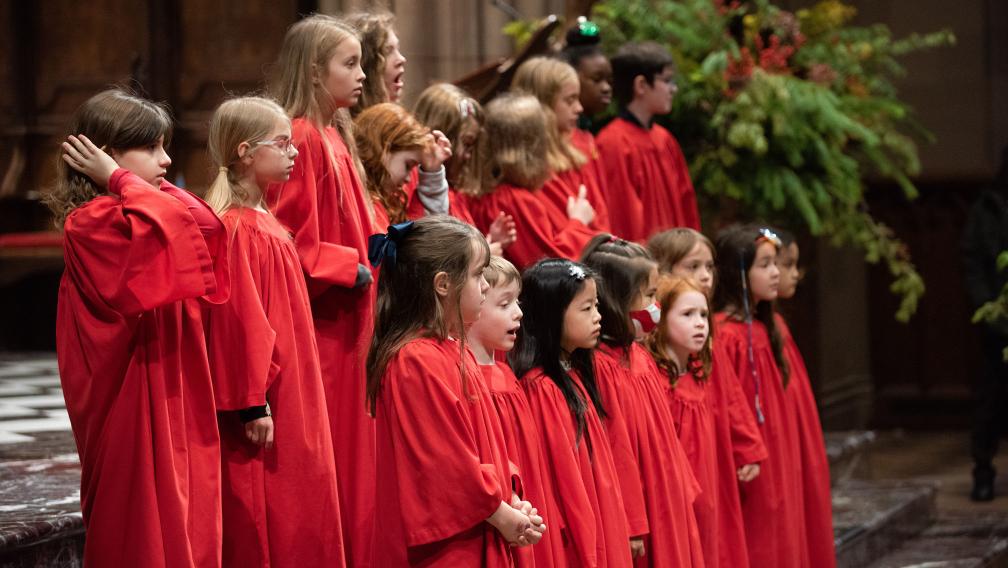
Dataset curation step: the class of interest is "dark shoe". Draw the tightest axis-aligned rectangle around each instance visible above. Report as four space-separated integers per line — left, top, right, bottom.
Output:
971 465 996 502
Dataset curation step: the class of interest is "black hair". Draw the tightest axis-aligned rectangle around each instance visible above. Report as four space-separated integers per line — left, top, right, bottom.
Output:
560 20 603 69
510 258 607 446
774 226 796 248
580 233 656 349
610 41 675 108
712 224 791 384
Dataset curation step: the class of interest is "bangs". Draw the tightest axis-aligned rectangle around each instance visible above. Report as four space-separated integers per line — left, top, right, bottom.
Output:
112 101 173 149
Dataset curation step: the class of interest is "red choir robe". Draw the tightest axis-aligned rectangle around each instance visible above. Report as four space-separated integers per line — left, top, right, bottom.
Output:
203 208 344 567
468 183 599 270
482 360 566 567
521 367 633 568
56 168 228 568
704 341 769 568
539 130 611 233
776 315 836 568
374 337 515 566
714 314 808 568
594 117 701 242
266 119 376 568
596 343 705 568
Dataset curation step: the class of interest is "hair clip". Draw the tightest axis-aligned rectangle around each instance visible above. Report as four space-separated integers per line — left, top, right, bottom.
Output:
458 98 475 119
755 227 781 248
577 17 599 37
367 220 415 269
568 264 586 280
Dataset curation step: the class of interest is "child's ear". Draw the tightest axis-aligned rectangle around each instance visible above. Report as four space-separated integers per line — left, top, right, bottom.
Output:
236 141 253 164
633 74 650 97
433 271 451 298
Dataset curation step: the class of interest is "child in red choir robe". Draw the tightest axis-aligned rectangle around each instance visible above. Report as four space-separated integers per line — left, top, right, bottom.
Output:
365 216 545 566
48 89 227 568
354 102 453 228
511 56 611 233
581 236 705 567
511 258 633 568
346 9 407 112
266 16 376 567
468 93 600 269
201 97 344 567
647 228 767 568
560 17 614 135
713 225 809 568
596 42 701 242
774 229 836 568
467 255 566 567
413 83 517 255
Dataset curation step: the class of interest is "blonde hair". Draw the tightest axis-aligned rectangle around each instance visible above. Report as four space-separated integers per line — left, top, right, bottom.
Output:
647 228 716 274
483 255 521 289
270 14 372 224
354 103 429 224
45 88 172 227
647 275 713 386
511 56 586 172
478 93 550 193
204 96 289 215
413 83 484 193
345 10 396 116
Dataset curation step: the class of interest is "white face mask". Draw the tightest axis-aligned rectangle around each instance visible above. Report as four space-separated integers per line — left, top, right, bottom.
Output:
630 301 661 335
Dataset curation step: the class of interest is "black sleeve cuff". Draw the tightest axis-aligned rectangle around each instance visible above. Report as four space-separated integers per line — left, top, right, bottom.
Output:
238 405 269 423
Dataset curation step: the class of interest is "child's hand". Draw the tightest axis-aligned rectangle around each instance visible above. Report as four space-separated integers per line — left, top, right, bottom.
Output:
245 416 274 449
737 463 760 482
61 135 119 188
420 130 452 171
510 495 546 545
566 185 595 226
487 212 517 249
487 501 532 546
630 537 646 558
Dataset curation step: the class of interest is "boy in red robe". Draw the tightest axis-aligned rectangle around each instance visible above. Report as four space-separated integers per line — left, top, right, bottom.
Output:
596 42 701 242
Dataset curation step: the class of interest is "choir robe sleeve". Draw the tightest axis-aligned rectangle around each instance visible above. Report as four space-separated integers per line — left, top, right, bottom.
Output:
269 130 360 293
480 187 598 269
61 169 223 317
382 342 506 547
592 353 650 538
714 337 769 467
203 216 280 411
522 376 599 567
595 132 645 242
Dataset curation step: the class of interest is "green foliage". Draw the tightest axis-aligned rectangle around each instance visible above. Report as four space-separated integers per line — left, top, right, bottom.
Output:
972 251 1008 360
586 0 953 320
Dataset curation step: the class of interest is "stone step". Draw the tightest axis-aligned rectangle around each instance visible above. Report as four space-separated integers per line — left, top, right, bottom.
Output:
834 479 938 568
826 430 879 484
865 512 1008 568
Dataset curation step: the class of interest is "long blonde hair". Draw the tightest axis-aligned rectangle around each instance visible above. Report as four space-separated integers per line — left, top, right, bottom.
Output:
413 83 484 194
354 103 429 223
477 93 550 193
511 57 586 173
269 15 369 209
205 96 289 215
45 88 172 227
345 10 396 116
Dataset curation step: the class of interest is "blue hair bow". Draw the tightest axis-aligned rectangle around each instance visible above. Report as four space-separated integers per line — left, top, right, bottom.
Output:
368 220 415 269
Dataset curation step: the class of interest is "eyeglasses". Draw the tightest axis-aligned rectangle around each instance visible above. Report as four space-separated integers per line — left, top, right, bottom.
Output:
253 137 294 154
